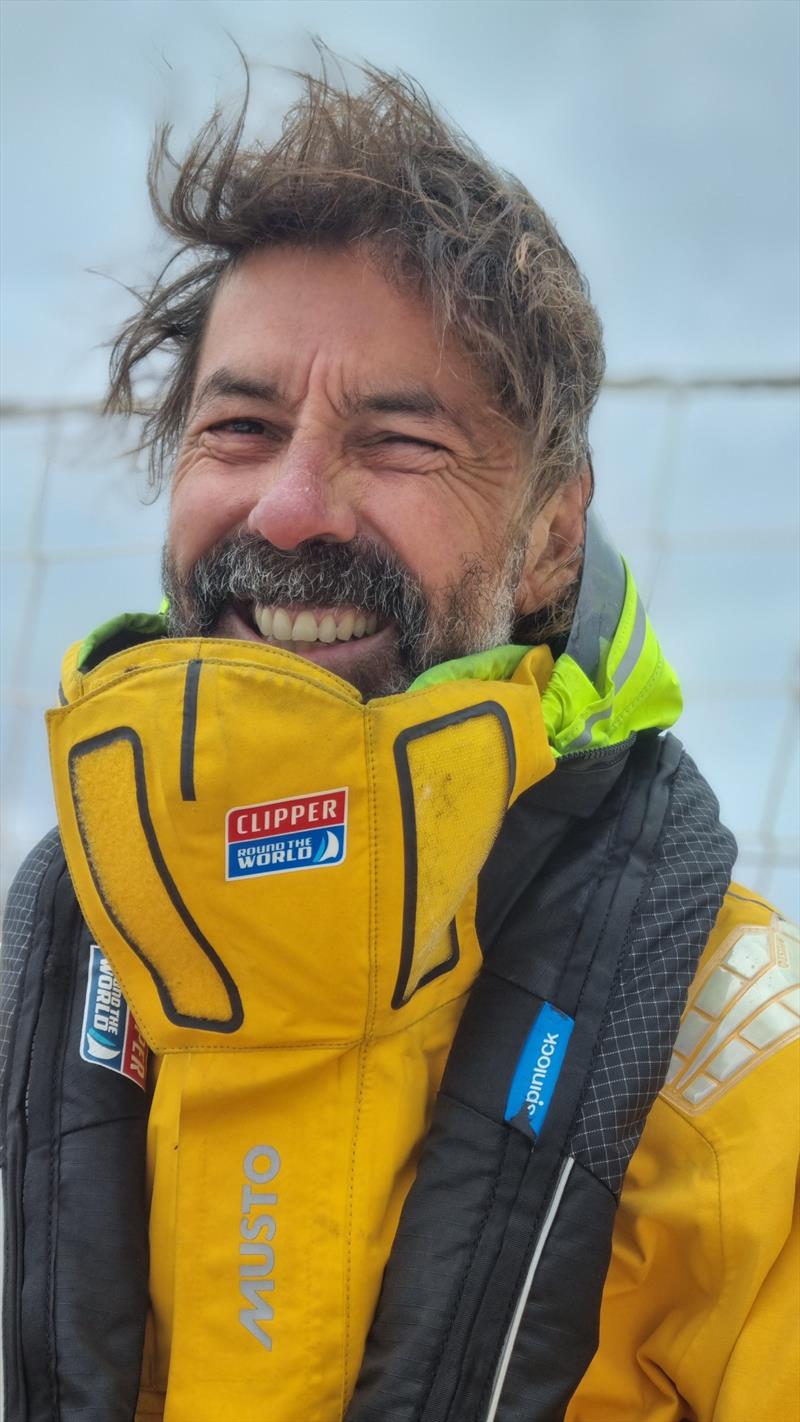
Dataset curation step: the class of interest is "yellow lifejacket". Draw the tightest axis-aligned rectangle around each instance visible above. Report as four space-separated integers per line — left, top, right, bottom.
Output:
48 635 556 1422
12 526 774 1421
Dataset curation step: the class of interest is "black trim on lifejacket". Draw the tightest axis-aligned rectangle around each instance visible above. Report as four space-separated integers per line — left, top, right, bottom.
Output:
391 701 516 1009
179 658 202 802
68 726 244 1033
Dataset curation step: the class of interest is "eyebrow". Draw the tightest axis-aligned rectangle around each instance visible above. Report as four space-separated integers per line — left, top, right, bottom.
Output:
346 385 464 428
190 367 469 435
190 369 283 414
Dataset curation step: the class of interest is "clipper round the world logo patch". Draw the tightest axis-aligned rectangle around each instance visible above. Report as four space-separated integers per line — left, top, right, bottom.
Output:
80 943 148 1089
226 788 348 881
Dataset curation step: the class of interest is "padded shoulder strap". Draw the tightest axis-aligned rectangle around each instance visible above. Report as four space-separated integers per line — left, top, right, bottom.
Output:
348 735 737 1422
2 833 149 1422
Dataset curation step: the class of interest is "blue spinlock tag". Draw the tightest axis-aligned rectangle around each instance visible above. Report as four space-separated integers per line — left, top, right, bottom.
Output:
505 1002 574 1141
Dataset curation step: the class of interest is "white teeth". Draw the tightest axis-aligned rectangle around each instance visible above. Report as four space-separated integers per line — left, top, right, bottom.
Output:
272 608 293 641
254 604 379 645
292 611 318 642
318 613 337 644
336 611 355 641
255 605 273 637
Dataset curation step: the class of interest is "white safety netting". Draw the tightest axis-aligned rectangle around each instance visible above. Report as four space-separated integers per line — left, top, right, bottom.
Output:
1 375 798 917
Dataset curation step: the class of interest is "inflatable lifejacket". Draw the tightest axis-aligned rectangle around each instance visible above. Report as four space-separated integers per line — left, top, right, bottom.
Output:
1 517 737 1421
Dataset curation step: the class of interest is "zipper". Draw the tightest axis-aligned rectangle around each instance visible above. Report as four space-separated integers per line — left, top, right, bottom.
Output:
557 733 636 767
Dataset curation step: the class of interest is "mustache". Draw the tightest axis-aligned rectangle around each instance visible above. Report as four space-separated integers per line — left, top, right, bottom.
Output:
162 532 430 649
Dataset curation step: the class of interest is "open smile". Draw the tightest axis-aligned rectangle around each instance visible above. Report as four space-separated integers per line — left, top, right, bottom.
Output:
253 602 382 645
214 600 396 671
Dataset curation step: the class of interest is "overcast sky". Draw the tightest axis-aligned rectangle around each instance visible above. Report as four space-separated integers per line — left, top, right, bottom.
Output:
2 0 799 401
1 0 798 913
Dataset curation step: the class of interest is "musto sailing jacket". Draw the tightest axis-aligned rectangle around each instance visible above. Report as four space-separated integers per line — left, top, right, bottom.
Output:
2 519 796 1421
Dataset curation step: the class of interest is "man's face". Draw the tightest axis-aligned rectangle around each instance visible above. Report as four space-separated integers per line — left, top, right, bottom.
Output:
165 246 543 697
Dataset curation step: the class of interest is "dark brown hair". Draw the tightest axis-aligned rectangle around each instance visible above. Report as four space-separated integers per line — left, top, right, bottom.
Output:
107 58 605 509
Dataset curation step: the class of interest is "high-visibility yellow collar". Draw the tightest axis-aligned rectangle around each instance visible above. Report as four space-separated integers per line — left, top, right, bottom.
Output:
411 512 683 756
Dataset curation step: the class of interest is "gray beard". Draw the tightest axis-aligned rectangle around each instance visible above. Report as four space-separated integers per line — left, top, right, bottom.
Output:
161 532 525 699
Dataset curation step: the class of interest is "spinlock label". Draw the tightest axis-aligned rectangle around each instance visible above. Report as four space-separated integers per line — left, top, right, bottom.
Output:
79 943 148 1089
226 788 348 881
504 1002 574 1141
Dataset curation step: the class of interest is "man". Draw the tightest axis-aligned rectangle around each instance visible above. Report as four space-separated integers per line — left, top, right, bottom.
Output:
2 63 797 1422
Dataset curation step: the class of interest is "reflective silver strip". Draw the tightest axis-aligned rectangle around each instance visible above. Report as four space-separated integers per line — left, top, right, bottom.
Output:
565 510 627 686
483 1155 575 1422
566 593 647 751
566 704 612 752
611 592 648 691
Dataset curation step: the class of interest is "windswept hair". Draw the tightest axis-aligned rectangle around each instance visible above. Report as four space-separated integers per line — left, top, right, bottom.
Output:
107 57 605 507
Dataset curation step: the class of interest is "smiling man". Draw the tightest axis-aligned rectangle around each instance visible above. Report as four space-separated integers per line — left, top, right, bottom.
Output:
2 63 798 1422
162 243 588 699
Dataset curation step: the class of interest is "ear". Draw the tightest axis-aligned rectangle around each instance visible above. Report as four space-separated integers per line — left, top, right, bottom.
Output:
514 465 591 618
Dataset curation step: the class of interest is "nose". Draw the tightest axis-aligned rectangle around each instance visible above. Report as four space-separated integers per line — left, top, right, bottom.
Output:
246 442 358 550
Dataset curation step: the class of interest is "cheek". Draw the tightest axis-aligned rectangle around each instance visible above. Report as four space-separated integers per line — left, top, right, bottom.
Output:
167 472 251 572
364 479 502 591
363 483 455 587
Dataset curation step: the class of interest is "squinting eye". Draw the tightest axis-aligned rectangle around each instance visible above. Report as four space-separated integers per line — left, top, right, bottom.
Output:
212 418 267 436
382 435 439 451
